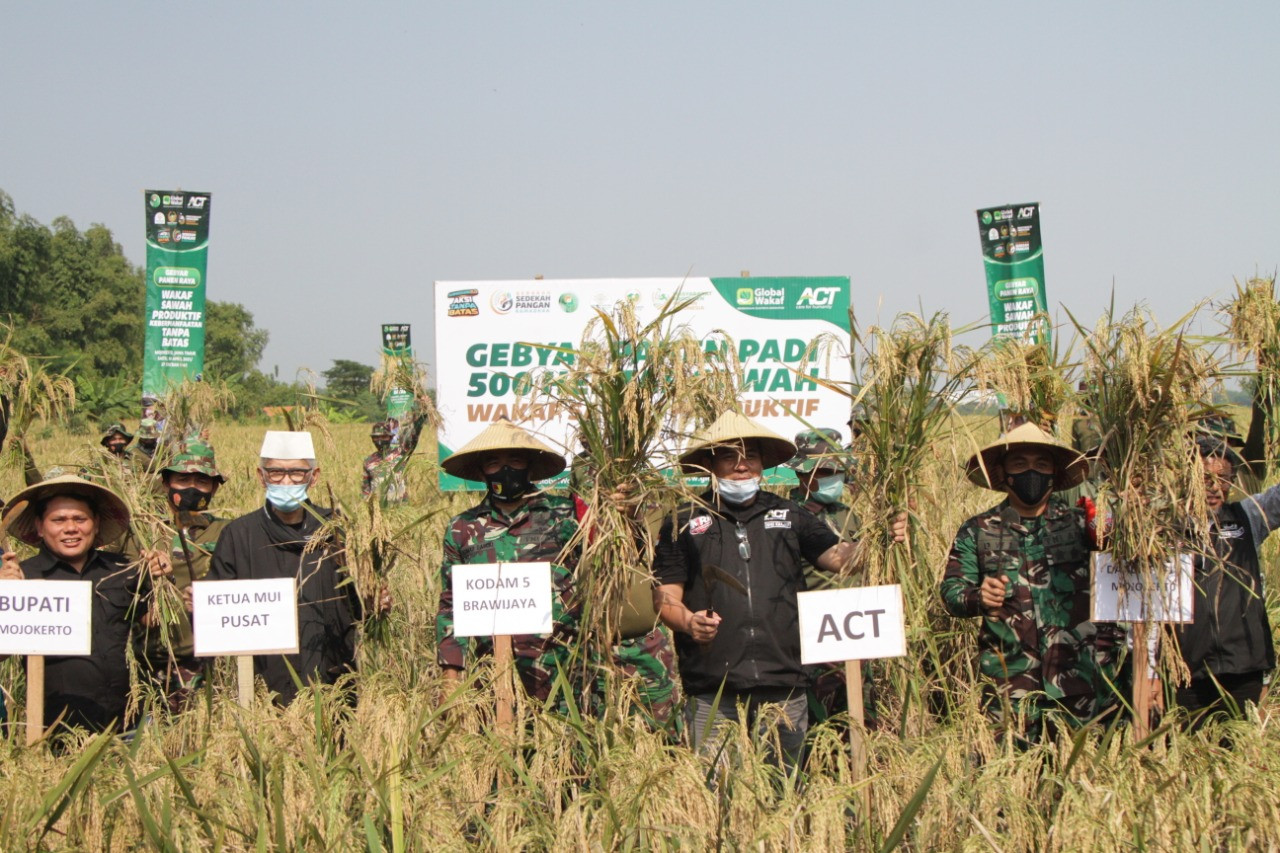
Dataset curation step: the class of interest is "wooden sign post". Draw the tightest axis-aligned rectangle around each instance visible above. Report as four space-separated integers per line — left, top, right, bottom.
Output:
1091 552 1194 740
798 584 907 809
191 577 299 707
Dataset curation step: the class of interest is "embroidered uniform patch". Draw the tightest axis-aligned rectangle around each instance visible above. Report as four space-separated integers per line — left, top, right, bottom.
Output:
689 516 713 535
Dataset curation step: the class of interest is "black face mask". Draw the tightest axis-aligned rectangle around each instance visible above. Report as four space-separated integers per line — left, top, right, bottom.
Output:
485 466 533 501
1006 470 1053 507
169 487 211 512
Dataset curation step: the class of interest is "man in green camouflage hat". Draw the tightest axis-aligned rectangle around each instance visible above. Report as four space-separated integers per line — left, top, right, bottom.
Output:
940 423 1125 744
786 428 864 724
100 423 134 457
361 421 407 503
131 418 162 469
131 438 229 712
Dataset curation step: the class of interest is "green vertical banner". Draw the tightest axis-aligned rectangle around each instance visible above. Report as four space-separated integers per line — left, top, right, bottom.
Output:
976 202 1048 343
380 324 414 443
143 189 211 397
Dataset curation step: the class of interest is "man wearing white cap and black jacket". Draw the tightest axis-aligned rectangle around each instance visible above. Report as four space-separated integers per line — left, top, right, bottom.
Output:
653 411 905 769
208 431 385 705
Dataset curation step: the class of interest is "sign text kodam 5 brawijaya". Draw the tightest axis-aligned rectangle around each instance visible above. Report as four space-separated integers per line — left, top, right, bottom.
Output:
434 278 852 489
143 189 211 398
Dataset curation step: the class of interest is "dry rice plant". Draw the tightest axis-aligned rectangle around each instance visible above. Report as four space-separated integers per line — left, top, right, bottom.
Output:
155 378 236 443
973 318 1076 434
370 352 442 432
0 323 75 471
527 294 740 658
1070 303 1219 684
1221 273 1280 459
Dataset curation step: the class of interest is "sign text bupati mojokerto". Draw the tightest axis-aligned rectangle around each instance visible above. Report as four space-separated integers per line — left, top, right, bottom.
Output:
380 323 414 439
0 580 92 656
143 189 211 398
191 577 299 656
451 562 554 637
1090 552 1195 623
433 277 853 489
797 584 907 665
976 203 1047 343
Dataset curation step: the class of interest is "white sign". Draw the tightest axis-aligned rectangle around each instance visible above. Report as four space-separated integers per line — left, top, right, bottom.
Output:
797 584 906 665
434 277 853 489
1090 552 1195 623
191 578 299 656
0 580 92 655
452 562 553 638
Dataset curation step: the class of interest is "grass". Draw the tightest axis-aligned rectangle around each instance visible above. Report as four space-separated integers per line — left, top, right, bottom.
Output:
0 395 1278 847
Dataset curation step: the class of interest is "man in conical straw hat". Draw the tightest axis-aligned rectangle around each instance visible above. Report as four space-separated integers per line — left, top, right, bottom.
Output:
652 411 906 770
436 418 582 704
940 422 1125 744
0 475 146 734
207 430 382 706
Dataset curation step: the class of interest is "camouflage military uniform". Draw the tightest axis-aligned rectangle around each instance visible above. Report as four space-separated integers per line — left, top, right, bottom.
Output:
600 627 681 736
362 414 426 503
941 498 1124 740
436 493 582 703
130 513 228 705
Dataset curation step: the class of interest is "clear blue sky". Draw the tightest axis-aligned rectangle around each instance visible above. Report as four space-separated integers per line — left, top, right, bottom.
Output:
3 3 1277 382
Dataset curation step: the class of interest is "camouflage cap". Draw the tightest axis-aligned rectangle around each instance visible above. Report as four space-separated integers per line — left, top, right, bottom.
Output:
136 418 161 440
162 439 226 483
1193 412 1245 447
371 422 393 439
100 422 134 445
787 428 849 474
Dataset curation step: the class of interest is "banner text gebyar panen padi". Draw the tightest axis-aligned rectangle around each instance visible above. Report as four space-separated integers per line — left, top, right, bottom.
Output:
462 336 823 423
143 189 211 397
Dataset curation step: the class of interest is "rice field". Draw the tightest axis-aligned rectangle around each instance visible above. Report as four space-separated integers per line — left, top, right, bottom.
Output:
0 412 1276 852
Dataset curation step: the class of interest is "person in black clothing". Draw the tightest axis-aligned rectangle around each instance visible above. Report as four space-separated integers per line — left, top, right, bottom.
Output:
1171 437 1279 728
653 412 905 769
207 431 390 706
0 475 141 735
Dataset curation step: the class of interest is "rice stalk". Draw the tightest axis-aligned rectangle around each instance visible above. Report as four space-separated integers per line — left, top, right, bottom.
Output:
527 293 739 659
0 323 75 472
370 353 441 432
973 318 1075 434
154 378 235 443
1067 303 1219 684
1220 273 1280 459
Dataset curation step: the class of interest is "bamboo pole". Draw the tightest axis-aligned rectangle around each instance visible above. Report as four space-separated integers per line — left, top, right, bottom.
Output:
493 634 515 732
25 656 43 746
1131 622 1151 740
236 655 254 707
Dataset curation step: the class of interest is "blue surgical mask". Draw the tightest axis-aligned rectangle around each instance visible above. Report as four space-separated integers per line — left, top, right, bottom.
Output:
265 483 309 511
716 477 760 504
810 474 845 505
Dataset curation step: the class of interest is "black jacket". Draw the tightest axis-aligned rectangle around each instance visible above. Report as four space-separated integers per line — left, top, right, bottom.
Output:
654 490 838 694
208 503 360 705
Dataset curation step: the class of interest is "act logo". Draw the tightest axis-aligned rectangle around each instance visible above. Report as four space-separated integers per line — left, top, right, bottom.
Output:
736 288 754 306
1016 206 1036 219
797 287 840 307
187 196 208 210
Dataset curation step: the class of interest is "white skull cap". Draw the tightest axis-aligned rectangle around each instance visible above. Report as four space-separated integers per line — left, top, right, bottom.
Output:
260 430 316 461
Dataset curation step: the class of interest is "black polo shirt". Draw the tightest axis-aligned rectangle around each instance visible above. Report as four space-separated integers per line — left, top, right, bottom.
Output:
653 490 839 694
20 548 144 731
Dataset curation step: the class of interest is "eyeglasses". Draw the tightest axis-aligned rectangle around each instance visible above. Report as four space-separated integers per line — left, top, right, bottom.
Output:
735 522 750 561
261 467 313 484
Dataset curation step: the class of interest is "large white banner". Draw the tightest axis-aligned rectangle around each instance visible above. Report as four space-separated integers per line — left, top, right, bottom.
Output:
434 277 853 489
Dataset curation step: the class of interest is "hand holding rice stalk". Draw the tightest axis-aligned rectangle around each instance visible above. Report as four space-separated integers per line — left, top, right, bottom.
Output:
529 293 740 658
370 351 442 432
1068 304 1218 689
973 315 1074 433
1221 274 1280 460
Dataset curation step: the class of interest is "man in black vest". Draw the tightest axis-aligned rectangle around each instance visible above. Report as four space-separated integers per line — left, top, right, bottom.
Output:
1174 437 1279 726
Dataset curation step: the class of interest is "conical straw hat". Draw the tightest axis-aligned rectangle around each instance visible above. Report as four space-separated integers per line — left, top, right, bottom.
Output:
678 411 797 474
966 422 1086 492
2 474 131 546
441 419 566 483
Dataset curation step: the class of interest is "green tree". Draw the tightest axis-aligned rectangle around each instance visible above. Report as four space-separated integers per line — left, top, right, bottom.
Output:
323 359 375 399
205 300 269 380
